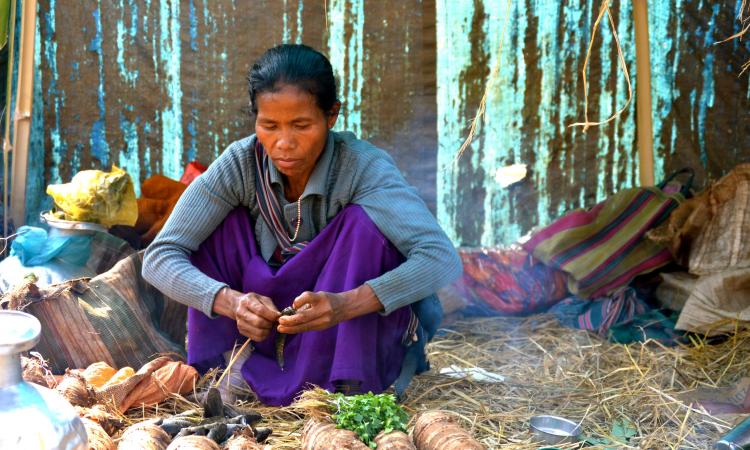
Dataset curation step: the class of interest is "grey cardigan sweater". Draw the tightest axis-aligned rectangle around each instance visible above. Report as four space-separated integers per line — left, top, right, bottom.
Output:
142 131 462 317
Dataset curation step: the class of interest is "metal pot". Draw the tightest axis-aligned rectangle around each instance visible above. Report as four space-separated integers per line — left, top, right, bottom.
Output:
0 310 87 449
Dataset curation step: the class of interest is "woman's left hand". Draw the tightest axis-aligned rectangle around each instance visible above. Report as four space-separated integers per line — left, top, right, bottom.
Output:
277 284 384 334
277 291 347 334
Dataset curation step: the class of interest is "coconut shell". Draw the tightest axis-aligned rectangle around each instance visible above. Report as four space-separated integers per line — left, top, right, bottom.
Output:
166 435 221 450
82 417 116 450
375 430 416 450
411 411 484 450
56 372 97 407
117 422 171 450
302 419 369 450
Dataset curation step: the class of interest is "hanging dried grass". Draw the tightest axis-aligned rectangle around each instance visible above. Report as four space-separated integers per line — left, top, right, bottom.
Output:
453 0 513 163
568 0 633 132
718 0 750 74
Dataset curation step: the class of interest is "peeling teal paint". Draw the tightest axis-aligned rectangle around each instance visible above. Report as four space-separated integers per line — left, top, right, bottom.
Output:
158 0 183 180
90 2 111 165
116 0 139 85
188 0 198 52
437 0 643 246
698 3 719 166
118 112 141 196
328 0 364 136
43 0 63 185
27 1 48 224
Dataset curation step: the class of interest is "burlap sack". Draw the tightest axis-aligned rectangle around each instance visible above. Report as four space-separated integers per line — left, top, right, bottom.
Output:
1 251 188 373
648 164 750 275
675 268 750 335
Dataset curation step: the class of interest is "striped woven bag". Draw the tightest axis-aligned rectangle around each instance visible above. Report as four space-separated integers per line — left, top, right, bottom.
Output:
523 170 693 299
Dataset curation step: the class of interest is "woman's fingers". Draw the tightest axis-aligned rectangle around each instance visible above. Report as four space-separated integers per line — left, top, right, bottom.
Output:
244 294 281 322
277 315 330 334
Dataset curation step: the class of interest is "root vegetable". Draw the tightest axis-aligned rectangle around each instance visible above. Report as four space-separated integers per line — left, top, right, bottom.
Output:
375 430 416 449
117 422 171 450
21 355 56 388
167 435 221 450
302 419 369 450
82 417 116 450
223 427 264 450
410 411 484 450
223 434 263 450
56 372 97 407
79 404 126 436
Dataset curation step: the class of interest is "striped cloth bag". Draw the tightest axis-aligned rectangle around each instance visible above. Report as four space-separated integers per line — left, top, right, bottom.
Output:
523 172 692 299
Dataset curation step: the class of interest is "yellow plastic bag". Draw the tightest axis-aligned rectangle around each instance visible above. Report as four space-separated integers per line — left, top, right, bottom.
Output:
46 166 138 227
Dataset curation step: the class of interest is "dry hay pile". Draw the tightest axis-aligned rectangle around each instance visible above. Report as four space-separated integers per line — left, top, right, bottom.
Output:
125 316 749 449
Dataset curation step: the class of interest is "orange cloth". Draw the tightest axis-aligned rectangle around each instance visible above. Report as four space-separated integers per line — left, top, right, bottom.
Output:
135 175 187 245
118 359 198 411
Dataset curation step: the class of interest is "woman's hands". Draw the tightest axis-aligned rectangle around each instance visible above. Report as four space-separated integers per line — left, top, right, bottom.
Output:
212 287 281 341
278 284 383 334
212 284 384 338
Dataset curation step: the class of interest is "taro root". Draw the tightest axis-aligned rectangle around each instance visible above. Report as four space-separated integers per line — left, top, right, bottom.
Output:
410 411 484 450
223 435 263 450
21 355 56 388
79 404 126 436
302 419 369 450
117 421 171 450
56 372 97 407
82 417 116 450
166 435 221 450
375 430 416 450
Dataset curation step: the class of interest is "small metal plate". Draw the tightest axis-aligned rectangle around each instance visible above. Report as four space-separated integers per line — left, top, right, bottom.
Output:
40 211 107 233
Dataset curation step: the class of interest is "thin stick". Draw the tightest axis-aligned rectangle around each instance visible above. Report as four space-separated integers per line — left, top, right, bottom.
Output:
213 338 252 388
3 0 18 240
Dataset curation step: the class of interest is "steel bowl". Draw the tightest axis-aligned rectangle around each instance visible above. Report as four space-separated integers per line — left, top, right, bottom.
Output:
40 211 107 234
530 415 582 445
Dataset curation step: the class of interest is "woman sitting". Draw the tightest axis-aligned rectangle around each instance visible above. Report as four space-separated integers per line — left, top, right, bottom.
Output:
142 44 461 406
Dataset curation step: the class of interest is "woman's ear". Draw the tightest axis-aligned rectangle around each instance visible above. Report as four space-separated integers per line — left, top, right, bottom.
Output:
327 102 342 129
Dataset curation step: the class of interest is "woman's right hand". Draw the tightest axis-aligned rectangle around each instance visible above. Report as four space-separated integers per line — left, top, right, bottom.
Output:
213 288 281 341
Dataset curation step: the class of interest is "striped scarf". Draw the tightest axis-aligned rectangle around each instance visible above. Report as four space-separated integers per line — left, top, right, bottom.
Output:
254 142 309 263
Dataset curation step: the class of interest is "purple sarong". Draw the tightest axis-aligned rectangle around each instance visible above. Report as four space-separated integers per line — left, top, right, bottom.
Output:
187 205 412 405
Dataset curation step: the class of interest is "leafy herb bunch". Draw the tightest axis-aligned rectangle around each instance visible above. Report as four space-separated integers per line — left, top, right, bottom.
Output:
332 391 409 448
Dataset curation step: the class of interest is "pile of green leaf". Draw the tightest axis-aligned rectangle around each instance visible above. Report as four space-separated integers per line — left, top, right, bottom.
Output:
331 392 409 448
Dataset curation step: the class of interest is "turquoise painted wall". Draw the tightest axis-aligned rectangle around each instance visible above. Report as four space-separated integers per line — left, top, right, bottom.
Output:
436 0 750 246
14 0 750 247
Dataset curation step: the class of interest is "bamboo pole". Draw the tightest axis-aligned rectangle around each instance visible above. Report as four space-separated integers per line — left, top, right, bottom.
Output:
3 0 16 240
633 0 655 186
9 0 36 227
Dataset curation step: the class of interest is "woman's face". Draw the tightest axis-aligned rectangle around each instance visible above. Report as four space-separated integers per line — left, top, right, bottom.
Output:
255 84 339 185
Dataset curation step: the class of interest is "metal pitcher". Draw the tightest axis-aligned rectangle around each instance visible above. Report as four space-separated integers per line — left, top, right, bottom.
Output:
0 310 87 449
